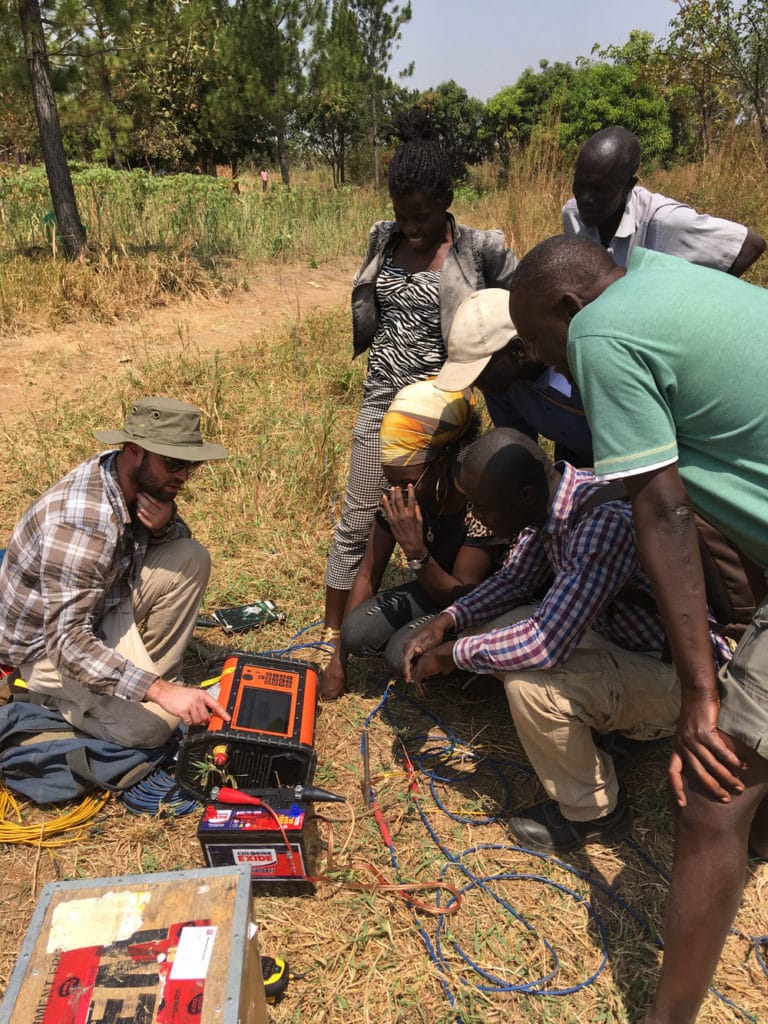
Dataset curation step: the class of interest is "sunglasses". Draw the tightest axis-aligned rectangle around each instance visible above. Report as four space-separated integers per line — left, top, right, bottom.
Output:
161 455 204 474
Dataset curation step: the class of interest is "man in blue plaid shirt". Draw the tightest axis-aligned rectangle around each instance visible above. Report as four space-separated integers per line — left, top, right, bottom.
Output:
403 428 730 853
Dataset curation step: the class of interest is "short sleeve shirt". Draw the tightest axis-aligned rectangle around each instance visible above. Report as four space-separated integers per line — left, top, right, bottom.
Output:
562 186 747 270
568 248 768 571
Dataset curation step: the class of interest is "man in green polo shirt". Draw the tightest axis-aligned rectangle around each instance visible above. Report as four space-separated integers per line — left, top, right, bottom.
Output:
508 236 768 1024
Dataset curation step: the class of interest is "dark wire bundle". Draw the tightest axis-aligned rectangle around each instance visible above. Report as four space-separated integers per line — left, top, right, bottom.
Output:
121 766 200 817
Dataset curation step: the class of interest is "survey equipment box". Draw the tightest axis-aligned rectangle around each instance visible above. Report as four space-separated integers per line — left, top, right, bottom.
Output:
0 864 266 1024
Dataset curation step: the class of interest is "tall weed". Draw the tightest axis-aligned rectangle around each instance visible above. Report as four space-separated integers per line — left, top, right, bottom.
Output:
1 126 766 335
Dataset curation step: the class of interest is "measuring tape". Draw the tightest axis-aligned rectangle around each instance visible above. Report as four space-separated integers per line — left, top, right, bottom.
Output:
261 956 290 1004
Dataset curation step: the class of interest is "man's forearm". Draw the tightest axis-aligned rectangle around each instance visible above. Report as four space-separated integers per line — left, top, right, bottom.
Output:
728 226 766 277
626 469 716 695
447 574 528 632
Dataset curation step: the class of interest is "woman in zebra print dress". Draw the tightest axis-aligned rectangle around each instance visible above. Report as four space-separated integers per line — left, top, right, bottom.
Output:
320 110 516 698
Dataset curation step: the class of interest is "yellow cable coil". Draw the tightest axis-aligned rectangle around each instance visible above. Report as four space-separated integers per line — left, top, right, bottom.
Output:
0 784 110 847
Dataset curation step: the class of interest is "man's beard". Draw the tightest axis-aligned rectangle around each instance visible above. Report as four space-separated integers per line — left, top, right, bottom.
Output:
129 452 177 502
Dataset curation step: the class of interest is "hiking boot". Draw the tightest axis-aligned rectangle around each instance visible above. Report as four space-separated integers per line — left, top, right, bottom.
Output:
507 791 632 854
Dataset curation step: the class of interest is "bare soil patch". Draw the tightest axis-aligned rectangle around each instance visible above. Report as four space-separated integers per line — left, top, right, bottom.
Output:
0 257 359 413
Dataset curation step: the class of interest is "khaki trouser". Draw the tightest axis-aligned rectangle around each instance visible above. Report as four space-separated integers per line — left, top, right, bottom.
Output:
718 593 768 755
466 605 680 821
20 538 210 747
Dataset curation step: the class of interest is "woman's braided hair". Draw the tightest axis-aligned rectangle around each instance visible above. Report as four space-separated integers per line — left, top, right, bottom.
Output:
388 107 453 201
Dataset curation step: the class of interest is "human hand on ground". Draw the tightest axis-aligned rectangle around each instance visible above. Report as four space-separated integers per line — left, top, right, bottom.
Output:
145 677 229 726
136 492 174 534
381 485 424 559
669 690 747 806
319 652 347 702
402 612 454 683
409 642 457 697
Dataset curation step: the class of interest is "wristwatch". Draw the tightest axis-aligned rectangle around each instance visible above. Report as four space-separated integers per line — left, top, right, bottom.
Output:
407 550 430 571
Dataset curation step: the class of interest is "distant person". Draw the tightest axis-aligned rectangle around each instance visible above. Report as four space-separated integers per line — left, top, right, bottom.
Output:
0 398 229 747
320 108 516 680
507 234 768 1024
403 429 734 852
260 168 269 192
435 289 592 466
563 126 766 275
321 380 506 700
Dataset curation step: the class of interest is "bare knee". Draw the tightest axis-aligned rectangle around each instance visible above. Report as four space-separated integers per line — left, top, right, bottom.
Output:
674 782 760 854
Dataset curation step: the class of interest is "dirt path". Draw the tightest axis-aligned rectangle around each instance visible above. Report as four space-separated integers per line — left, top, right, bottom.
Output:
0 258 359 413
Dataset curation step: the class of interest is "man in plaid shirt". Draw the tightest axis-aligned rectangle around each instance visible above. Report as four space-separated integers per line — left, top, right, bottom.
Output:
403 429 730 853
0 397 229 747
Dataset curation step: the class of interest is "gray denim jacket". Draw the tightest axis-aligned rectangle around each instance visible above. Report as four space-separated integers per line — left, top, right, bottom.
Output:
350 215 517 358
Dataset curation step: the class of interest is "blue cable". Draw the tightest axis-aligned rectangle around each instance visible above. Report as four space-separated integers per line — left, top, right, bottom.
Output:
256 640 334 659
364 686 763 1022
286 619 324 640
240 621 331 661
121 767 200 817
212 627 765 1015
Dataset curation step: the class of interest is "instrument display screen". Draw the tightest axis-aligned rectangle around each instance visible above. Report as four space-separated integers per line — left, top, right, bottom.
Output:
235 685 293 735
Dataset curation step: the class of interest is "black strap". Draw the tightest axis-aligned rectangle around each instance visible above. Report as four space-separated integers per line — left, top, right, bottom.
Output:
65 746 157 794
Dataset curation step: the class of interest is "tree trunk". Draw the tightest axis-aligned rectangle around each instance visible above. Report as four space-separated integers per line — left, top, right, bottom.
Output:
18 0 85 259
277 130 291 186
371 85 380 189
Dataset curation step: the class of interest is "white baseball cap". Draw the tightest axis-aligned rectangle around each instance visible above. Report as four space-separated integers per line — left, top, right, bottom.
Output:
435 289 518 392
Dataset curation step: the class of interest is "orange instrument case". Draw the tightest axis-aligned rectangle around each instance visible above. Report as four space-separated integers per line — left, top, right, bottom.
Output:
176 653 319 801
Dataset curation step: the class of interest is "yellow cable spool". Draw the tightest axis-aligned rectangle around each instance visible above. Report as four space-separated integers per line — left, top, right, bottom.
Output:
0 784 110 848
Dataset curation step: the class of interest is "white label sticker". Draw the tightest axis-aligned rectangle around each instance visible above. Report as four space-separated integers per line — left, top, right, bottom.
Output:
48 891 150 953
170 925 217 980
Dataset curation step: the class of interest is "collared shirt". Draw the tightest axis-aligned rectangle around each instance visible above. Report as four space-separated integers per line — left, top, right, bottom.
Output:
569 247 768 572
562 186 747 270
446 463 730 674
0 451 190 699
483 368 593 464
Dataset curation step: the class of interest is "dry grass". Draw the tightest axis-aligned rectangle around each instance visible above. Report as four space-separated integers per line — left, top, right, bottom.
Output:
1 299 767 1023
3 124 768 342
2 135 768 1020
0 249 232 336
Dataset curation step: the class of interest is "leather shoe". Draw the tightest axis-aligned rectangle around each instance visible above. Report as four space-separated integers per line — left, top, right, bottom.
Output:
507 792 632 853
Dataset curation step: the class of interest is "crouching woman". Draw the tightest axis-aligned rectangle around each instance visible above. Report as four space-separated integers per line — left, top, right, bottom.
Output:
320 380 506 700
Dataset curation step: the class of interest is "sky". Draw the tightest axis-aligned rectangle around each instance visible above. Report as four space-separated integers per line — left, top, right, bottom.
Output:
392 0 678 101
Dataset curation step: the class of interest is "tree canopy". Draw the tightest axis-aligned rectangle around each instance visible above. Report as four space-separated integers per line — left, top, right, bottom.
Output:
0 0 765 187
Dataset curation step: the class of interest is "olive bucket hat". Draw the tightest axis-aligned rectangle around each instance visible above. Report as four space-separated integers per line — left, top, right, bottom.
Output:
94 397 227 461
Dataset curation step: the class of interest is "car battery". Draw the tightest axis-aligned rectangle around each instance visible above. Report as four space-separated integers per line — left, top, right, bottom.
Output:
198 799 320 896
0 865 266 1024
